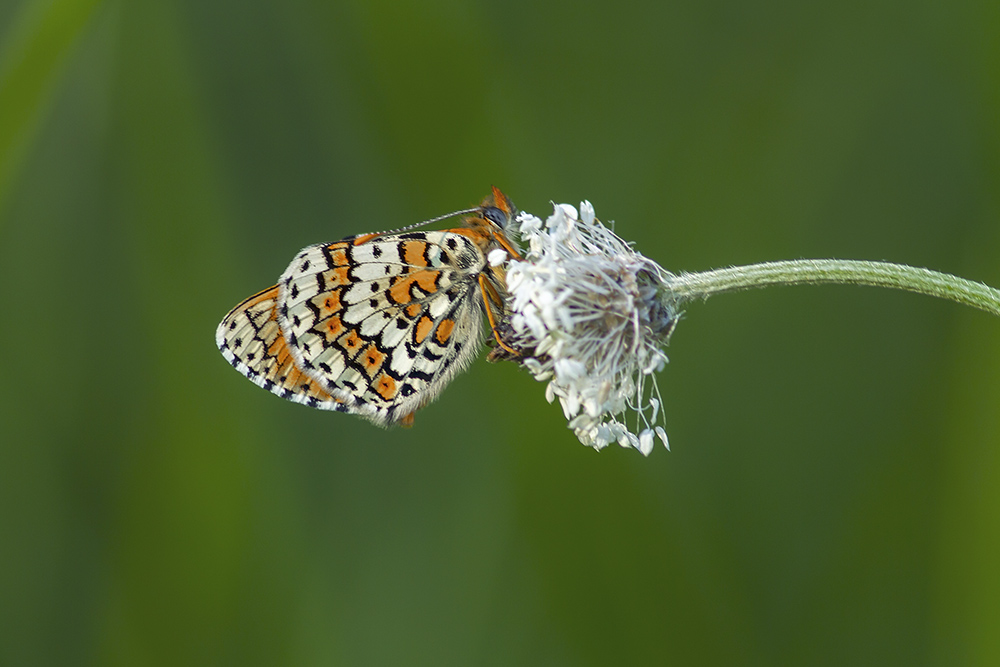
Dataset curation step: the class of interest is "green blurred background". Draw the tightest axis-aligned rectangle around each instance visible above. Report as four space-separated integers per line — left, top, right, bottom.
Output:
2 0 999 664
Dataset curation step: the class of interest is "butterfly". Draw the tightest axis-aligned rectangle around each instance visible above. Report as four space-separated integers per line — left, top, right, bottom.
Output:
216 187 521 427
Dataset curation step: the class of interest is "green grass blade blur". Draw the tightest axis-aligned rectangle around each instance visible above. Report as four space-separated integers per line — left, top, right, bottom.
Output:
1 0 998 665
0 0 103 216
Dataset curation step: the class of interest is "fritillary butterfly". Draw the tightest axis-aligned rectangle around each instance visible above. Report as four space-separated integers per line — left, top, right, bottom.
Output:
216 187 520 426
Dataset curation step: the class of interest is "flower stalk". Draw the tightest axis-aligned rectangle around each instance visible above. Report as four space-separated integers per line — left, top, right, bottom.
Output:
665 259 1000 316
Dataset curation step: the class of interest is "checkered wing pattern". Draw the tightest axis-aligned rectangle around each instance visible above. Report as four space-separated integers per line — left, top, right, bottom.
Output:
215 285 348 410
216 187 520 427
276 231 489 425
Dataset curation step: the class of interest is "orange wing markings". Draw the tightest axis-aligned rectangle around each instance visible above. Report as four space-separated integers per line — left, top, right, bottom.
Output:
414 316 434 344
374 373 398 401
351 232 382 245
311 290 343 317
359 342 387 377
402 240 429 267
321 315 347 343
219 285 338 403
389 270 440 304
435 318 455 344
327 243 350 266
323 266 351 287
338 329 366 357
282 357 338 402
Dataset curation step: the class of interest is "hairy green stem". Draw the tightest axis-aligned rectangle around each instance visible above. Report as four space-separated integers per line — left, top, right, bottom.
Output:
666 259 1000 317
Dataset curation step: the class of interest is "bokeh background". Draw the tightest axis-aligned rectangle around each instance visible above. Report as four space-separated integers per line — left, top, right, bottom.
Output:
2 0 999 664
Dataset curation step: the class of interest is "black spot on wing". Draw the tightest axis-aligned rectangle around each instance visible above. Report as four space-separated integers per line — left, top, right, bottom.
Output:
407 369 433 383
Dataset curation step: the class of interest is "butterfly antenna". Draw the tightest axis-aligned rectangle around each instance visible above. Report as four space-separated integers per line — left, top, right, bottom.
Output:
378 207 481 236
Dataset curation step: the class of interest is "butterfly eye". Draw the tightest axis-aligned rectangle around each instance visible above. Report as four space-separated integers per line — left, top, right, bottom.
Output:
482 206 507 227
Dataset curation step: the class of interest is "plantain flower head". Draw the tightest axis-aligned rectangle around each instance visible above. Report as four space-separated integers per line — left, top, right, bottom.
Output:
502 201 679 455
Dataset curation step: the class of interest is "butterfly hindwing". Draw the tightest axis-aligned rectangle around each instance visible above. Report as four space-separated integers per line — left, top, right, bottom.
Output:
215 285 349 411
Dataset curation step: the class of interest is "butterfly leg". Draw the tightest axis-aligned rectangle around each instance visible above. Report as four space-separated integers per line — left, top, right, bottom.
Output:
494 235 522 261
478 274 520 356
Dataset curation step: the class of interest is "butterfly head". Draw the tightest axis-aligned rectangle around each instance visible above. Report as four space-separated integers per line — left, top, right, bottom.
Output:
480 186 517 231
464 186 521 260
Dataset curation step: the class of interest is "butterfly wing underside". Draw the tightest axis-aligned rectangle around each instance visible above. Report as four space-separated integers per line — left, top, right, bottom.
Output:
215 285 349 410
275 231 489 425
